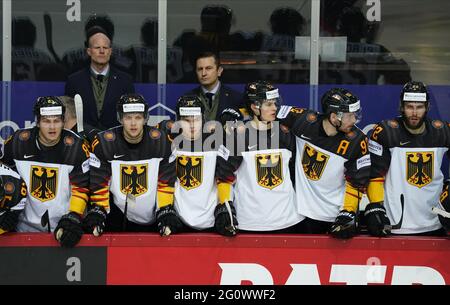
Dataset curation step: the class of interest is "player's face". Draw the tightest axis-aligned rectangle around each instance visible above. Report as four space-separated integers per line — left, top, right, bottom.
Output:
402 102 427 129
258 99 278 122
196 56 223 90
122 113 145 138
38 116 64 145
87 33 112 68
180 116 202 140
337 112 358 133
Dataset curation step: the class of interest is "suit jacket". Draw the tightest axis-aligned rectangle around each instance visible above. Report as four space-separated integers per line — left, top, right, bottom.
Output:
185 83 243 121
65 66 135 130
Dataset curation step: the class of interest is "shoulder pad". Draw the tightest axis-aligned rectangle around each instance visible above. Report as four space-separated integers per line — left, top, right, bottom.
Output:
386 119 399 129
149 127 162 140
431 120 444 129
103 130 116 142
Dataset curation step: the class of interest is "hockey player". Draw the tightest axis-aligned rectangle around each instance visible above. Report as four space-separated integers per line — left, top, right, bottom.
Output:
0 163 28 234
216 81 304 233
367 81 450 236
277 88 370 238
83 93 179 236
160 95 237 236
0 96 90 247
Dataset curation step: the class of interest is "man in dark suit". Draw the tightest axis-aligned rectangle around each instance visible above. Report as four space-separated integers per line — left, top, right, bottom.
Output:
184 51 242 121
65 26 134 130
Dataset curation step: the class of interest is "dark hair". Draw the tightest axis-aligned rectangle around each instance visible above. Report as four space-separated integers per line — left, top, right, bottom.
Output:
195 51 221 67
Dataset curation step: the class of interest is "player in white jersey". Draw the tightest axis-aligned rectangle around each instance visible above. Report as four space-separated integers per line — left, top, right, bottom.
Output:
83 94 178 236
158 95 236 236
277 88 370 238
0 96 90 247
367 81 450 236
0 163 28 234
217 81 303 233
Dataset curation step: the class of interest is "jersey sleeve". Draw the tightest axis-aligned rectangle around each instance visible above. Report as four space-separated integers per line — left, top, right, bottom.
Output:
68 140 91 215
342 135 371 212
1 174 27 211
276 106 308 130
89 135 112 211
156 135 177 209
215 133 243 204
367 123 391 203
0 135 16 169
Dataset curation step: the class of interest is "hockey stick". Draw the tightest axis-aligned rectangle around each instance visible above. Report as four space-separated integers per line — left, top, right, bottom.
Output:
40 210 51 233
74 94 84 133
122 193 136 231
43 12 61 63
384 194 405 231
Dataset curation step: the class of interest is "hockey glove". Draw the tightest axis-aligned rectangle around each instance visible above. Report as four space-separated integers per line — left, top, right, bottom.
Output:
54 212 84 248
214 201 238 237
0 209 21 232
220 108 243 125
156 205 183 236
83 206 107 237
364 202 391 237
330 210 357 239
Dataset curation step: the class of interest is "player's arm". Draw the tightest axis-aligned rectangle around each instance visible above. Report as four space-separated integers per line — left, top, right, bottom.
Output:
0 135 16 169
0 175 27 234
436 180 450 232
364 124 392 236
276 105 308 129
81 136 110 237
156 136 183 236
214 141 242 237
330 135 371 239
55 139 91 248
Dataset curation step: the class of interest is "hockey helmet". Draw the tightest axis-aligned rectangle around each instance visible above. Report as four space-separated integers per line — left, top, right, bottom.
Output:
321 88 361 122
33 96 65 121
116 93 149 121
175 95 204 120
244 80 282 113
400 81 429 109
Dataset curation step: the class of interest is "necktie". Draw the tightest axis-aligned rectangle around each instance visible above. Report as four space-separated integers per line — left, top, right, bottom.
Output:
96 74 104 90
205 92 214 108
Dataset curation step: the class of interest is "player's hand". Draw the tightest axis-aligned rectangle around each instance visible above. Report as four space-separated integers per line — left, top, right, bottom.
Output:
364 202 391 237
330 210 357 239
214 201 238 237
0 209 21 232
83 206 107 237
54 212 84 248
156 205 183 236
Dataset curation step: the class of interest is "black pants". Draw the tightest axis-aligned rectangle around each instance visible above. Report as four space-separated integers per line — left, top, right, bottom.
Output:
296 217 333 234
238 221 305 234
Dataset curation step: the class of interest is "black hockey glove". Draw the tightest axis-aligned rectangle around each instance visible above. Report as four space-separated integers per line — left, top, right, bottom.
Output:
156 205 183 236
364 202 391 237
83 206 107 236
220 108 243 125
0 209 21 232
54 212 84 248
214 201 238 237
330 210 357 239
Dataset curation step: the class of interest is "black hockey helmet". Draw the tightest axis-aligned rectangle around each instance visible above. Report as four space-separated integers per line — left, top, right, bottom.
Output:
400 81 429 109
175 95 204 120
322 87 361 113
244 80 282 113
33 96 65 121
116 93 149 121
